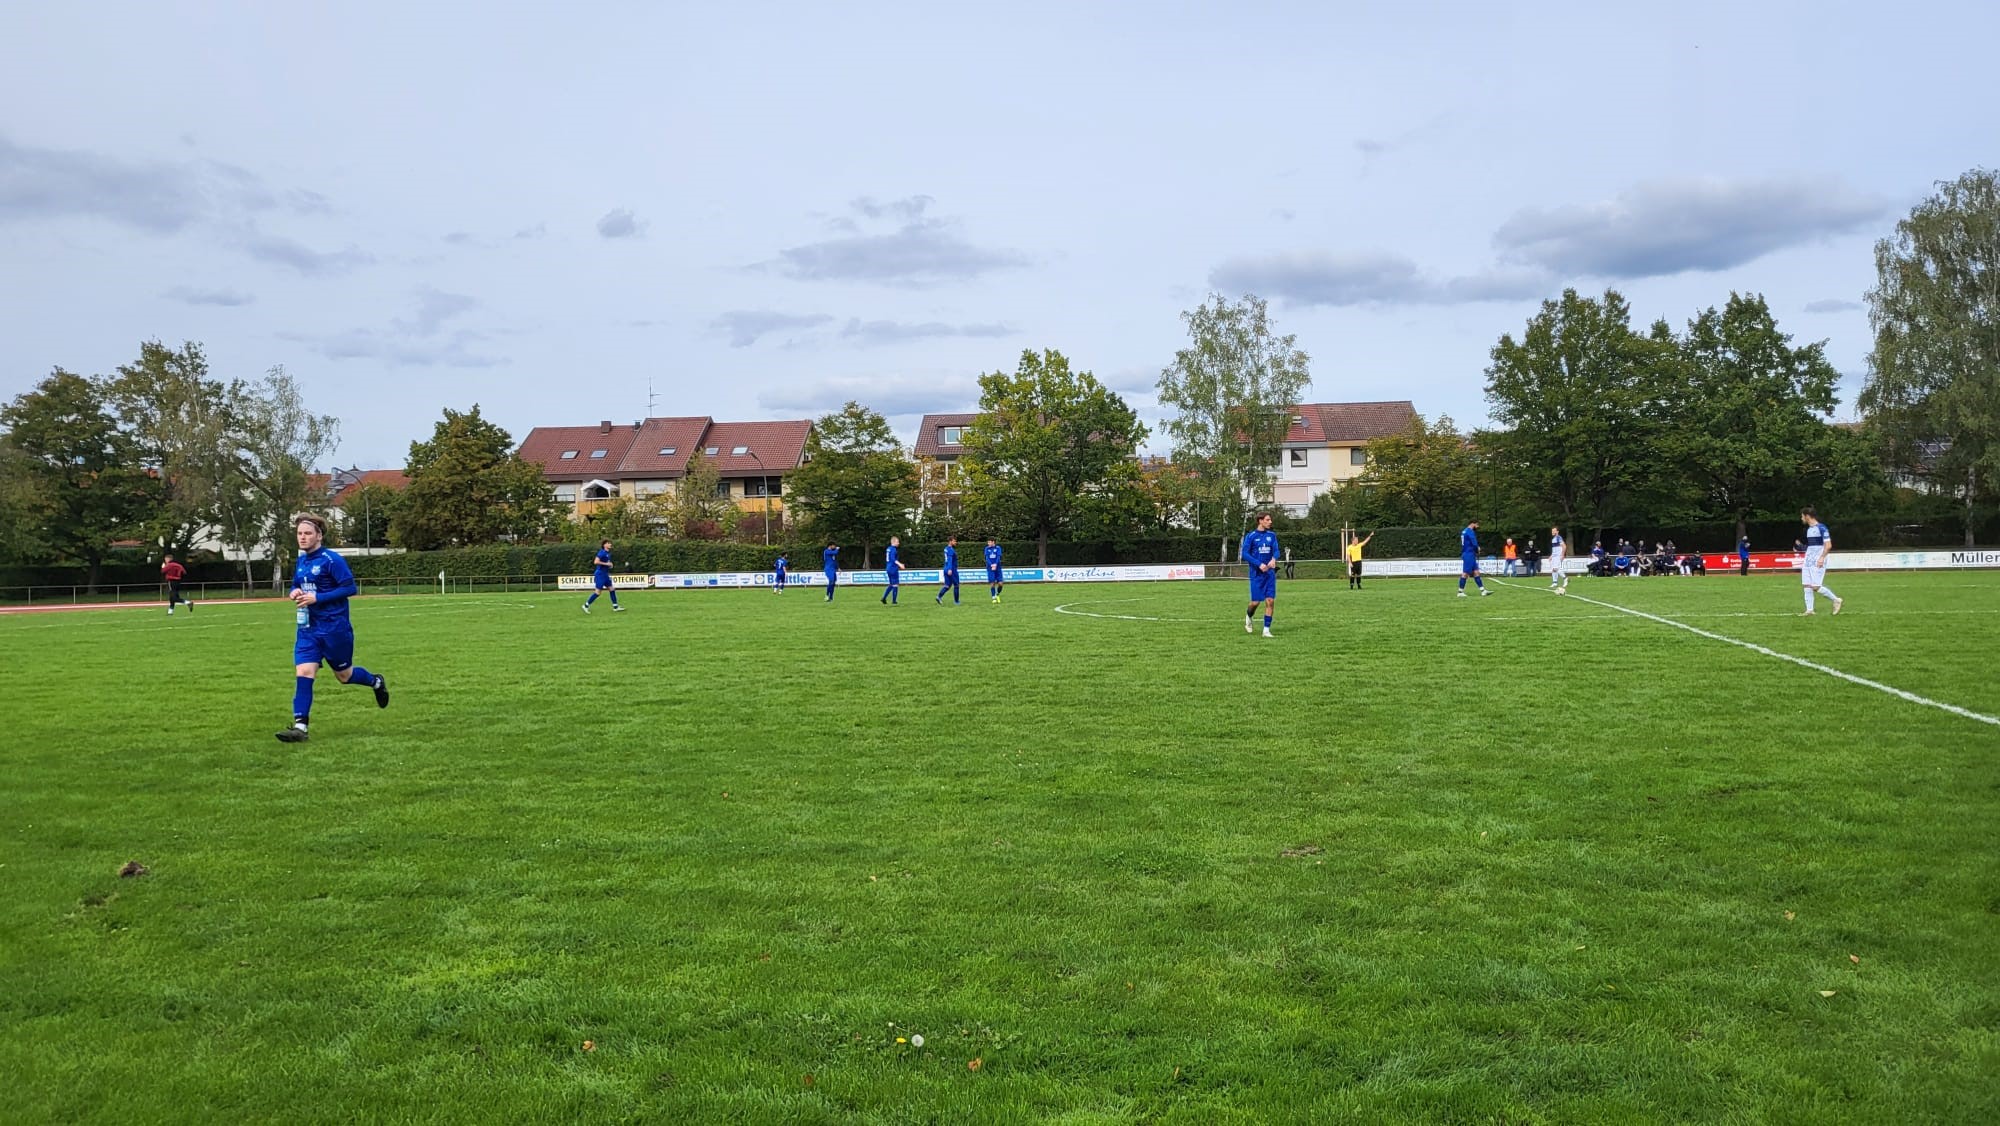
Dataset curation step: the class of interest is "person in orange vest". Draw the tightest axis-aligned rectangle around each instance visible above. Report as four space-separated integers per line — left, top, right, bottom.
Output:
1502 537 1519 576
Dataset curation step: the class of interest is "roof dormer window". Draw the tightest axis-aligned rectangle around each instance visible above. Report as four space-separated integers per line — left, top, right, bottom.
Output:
659 447 676 456
559 450 579 459
731 445 749 455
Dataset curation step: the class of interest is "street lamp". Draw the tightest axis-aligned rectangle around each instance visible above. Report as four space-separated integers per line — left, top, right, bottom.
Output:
745 449 771 545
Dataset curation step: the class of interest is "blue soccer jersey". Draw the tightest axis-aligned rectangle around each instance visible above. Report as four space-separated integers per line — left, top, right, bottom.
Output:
293 546 358 630
885 544 900 574
1461 525 1479 556
823 546 838 573
1240 529 1279 570
594 547 612 574
942 544 957 574
984 544 1002 571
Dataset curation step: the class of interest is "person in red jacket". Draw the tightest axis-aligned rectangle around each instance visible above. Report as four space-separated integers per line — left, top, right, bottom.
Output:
162 554 191 615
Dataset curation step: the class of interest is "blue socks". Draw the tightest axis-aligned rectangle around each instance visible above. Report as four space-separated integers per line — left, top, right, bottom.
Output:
1264 615 1272 629
585 592 599 607
609 592 619 607
349 665 375 688
293 676 314 721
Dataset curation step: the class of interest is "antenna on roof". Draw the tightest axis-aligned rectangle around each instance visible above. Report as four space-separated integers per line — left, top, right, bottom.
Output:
647 378 658 419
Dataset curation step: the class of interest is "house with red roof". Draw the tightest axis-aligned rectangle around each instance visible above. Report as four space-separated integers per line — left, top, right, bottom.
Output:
517 417 813 522
1265 401 1417 514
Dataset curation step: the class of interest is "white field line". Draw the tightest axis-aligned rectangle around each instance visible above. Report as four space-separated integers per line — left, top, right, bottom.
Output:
1052 598 1212 623
1493 580 2000 728
0 598 541 632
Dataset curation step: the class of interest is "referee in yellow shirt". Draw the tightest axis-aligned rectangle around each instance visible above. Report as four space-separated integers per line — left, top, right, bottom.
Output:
1346 531 1374 589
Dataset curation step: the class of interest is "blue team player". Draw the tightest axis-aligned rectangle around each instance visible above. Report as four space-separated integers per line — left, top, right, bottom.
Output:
276 514 387 743
1239 511 1280 637
822 541 839 601
1457 519 1489 597
984 536 1004 603
935 536 960 605
880 535 903 605
773 552 788 593
582 539 624 613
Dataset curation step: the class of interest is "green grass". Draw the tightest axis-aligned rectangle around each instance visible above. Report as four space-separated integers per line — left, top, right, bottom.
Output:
3 571 1998 1123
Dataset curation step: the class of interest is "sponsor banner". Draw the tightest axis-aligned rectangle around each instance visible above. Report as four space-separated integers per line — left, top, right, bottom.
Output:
641 564 1211 589
1699 552 1798 572
557 573 651 591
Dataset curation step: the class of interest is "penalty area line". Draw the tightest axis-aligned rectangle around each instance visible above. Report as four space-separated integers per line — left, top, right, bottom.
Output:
1492 580 2000 728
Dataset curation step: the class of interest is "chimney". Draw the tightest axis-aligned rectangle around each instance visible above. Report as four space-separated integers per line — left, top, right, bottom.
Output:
600 420 612 434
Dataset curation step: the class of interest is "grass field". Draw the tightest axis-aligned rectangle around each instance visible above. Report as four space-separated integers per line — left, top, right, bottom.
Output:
3 569 1998 1123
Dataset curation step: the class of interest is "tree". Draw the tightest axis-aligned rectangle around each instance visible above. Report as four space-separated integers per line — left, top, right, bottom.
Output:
396 405 554 550
658 452 740 540
104 340 234 558
1861 168 2000 546
227 367 341 587
1660 294 1858 539
785 402 916 566
0 370 161 589
959 348 1148 563
1484 288 1670 538
0 432 52 563
1157 294 1312 551
1356 414 1480 524
337 481 403 548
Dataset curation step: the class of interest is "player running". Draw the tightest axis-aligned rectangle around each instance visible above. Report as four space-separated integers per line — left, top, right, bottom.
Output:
1239 511 1280 637
935 537 960 605
1799 507 1844 615
822 542 839 601
162 553 191 615
1548 525 1568 593
582 539 624 613
1458 520 1489 597
276 514 388 743
984 537 1004 602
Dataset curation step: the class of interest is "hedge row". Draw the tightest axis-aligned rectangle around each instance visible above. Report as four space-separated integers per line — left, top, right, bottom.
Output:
7 514 1984 590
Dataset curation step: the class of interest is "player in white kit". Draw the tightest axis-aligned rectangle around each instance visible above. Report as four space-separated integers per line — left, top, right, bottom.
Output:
1547 525 1569 593
1798 507 1844 615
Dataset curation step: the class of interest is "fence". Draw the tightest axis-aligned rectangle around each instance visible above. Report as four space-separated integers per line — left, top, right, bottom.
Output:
0 575 590 606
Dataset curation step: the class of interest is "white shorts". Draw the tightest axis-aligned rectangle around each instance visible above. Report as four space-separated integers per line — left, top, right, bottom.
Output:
1549 551 1565 571
1801 553 1826 586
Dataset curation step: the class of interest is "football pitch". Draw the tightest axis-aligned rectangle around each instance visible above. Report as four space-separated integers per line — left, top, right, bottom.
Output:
3 571 1997 1122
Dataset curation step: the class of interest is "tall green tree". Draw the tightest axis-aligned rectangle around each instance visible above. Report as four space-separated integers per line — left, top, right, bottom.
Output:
105 340 234 557
1484 288 1670 538
785 402 916 567
1356 414 1480 524
660 451 741 540
227 367 341 587
396 404 554 549
1861 167 2000 546
959 348 1148 563
1156 293 1312 548
0 432 52 563
1659 293 1860 539
337 481 404 548
0 370 162 589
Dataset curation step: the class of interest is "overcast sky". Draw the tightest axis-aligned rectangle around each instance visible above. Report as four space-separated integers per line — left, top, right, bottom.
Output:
3 1 1993 470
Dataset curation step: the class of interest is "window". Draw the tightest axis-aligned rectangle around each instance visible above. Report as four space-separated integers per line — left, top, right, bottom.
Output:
1350 448 1369 466
559 450 579 460
658 447 676 456
714 480 733 497
940 426 964 445
1291 415 1305 427
731 445 748 455
704 447 718 456
744 478 770 497
1289 449 1308 468
590 449 608 458
553 489 576 502
582 484 611 500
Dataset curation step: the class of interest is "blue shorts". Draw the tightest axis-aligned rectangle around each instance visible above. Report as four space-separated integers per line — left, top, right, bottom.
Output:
593 571 613 590
886 569 900 587
1461 553 1480 574
986 566 1002 583
294 626 355 672
942 569 958 584
1249 570 1276 601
